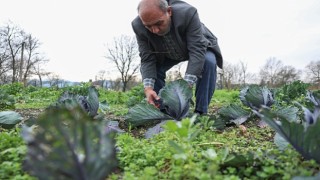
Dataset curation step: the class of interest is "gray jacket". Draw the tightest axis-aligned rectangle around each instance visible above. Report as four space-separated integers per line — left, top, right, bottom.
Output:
132 0 223 80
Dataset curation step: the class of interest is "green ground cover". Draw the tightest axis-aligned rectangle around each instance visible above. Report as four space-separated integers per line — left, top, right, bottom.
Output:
0 82 319 179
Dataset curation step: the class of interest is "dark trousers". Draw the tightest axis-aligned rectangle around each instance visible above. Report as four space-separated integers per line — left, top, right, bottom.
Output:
153 50 217 114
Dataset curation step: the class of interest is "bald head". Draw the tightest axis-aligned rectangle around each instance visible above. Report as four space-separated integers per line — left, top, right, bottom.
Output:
138 0 168 15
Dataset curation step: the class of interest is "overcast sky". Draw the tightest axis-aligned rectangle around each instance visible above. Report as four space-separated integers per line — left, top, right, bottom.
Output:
1 0 320 82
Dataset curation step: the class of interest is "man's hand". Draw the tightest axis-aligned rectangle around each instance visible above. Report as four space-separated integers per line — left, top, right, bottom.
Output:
144 87 160 106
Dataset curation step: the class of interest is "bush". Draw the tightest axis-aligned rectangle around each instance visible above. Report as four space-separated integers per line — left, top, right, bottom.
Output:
126 83 145 107
1 83 24 96
275 80 310 104
0 89 15 110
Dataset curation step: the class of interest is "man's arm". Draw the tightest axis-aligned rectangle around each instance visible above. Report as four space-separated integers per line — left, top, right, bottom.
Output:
184 73 197 87
132 18 160 105
143 78 160 106
132 18 158 80
184 8 208 77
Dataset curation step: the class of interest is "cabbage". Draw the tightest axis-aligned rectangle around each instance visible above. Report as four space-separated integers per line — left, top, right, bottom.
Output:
240 85 274 110
218 104 251 125
126 79 192 127
255 106 320 164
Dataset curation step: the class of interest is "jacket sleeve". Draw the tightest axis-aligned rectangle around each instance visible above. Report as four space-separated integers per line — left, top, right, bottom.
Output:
184 9 208 77
131 19 158 80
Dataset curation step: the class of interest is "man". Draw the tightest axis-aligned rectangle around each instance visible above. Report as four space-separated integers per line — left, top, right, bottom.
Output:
132 0 223 115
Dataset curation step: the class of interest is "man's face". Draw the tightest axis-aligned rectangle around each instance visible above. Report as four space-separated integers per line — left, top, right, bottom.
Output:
139 6 172 36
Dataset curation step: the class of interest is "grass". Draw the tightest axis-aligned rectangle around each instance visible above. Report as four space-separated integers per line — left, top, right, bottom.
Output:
1 84 320 179
113 119 319 179
211 89 240 107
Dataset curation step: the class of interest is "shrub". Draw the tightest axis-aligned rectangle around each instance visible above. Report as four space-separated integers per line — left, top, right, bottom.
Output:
0 89 15 110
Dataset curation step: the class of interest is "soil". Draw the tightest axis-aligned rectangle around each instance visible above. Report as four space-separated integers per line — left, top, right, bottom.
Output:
15 108 45 121
14 108 146 137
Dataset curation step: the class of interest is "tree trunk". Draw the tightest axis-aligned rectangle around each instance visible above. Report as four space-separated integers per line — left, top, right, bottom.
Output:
19 42 25 83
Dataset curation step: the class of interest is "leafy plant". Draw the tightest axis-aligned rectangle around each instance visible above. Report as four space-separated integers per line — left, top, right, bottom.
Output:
0 89 15 110
164 117 200 142
255 106 320 164
274 106 299 122
126 83 145 107
125 103 171 127
218 103 251 125
240 85 274 110
159 79 192 119
55 86 99 117
21 105 118 179
126 79 192 126
276 80 310 104
61 82 92 96
0 129 34 180
1 82 24 96
212 89 240 107
50 86 123 134
0 111 23 129
306 90 320 107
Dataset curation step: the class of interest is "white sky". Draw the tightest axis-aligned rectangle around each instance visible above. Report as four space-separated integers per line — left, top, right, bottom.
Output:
1 0 320 82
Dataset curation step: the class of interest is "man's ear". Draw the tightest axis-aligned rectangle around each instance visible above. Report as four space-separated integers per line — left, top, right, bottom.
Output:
167 6 172 16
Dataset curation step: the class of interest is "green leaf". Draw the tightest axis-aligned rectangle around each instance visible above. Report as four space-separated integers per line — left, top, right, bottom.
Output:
165 120 179 132
275 106 299 122
256 107 320 164
56 86 100 117
145 120 170 139
240 85 274 110
218 104 251 125
22 105 117 179
99 100 110 114
105 120 125 134
168 140 185 154
202 148 217 160
0 111 23 129
292 172 320 180
274 133 289 151
87 86 99 116
222 151 256 167
126 103 172 127
159 79 192 120
126 79 192 127
306 90 320 106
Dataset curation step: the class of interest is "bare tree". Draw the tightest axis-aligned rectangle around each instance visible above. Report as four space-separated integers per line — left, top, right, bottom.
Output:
96 70 106 81
46 73 62 87
33 60 50 87
220 61 239 89
259 57 283 87
305 60 320 87
0 22 49 85
237 60 256 85
94 70 107 87
109 77 122 91
0 37 11 83
237 61 247 85
275 65 301 86
0 22 25 83
21 34 42 86
105 35 140 92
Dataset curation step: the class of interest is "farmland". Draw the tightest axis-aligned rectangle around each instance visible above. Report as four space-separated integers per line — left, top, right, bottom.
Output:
0 81 320 180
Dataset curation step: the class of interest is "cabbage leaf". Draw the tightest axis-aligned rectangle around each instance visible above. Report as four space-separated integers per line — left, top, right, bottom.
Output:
126 79 192 127
22 105 118 179
0 111 23 129
240 85 274 110
256 107 320 164
218 104 251 125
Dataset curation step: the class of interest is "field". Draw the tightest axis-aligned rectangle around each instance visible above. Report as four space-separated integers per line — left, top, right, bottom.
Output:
0 81 320 180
